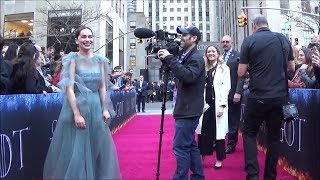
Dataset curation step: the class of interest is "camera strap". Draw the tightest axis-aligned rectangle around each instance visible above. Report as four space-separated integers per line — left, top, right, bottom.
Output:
274 33 289 101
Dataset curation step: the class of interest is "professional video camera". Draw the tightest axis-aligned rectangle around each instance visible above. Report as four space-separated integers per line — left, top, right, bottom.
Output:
134 28 181 59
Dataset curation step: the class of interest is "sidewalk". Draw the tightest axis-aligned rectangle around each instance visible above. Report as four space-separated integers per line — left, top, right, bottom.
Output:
137 101 173 115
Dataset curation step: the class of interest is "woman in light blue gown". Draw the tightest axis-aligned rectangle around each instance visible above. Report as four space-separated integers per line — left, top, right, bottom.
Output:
43 26 122 180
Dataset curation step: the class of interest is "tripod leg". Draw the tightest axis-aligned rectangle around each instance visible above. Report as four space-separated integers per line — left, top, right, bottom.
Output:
156 70 169 179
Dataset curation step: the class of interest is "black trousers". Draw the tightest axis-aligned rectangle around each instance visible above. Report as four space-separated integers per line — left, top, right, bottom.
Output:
198 106 226 161
215 139 226 161
242 96 286 180
136 93 146 111
227 99 241 148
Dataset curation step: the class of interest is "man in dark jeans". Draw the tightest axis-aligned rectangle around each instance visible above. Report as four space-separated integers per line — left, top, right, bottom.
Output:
238 15 295 180
158 26 205 180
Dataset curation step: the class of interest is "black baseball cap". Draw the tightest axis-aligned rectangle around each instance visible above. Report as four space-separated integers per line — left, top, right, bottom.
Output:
177 26 201 41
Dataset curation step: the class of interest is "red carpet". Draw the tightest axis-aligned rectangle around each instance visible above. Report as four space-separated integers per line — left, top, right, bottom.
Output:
113 115 295 180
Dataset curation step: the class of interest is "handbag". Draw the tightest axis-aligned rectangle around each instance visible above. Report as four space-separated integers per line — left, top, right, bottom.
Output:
282 102 299 122
275 33 299 122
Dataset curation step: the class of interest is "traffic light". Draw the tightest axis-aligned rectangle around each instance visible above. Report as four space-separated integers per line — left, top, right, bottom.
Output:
137 38 143 44
237 12 247 27
242 12 247 26
238 15 244 27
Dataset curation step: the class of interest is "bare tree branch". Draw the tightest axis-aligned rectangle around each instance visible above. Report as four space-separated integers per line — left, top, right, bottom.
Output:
35 0 114 52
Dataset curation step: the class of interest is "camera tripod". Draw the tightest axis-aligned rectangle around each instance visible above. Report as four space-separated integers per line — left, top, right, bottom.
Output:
156 66 171 180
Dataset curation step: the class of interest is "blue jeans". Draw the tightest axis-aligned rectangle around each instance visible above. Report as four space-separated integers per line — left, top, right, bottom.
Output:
173 117 204 180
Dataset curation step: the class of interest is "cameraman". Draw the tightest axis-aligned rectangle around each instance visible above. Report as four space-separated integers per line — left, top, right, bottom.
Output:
158 26 205 180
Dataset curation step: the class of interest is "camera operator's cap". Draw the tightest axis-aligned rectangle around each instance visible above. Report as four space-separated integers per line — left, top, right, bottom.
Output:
177 26 201 41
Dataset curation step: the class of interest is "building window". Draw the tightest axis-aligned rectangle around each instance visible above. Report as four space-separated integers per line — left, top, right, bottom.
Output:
156 23 160 30
301 0 311 13
170 17 174 21
106 20 113 64
163 0 166 2
47 9 82 52
163 7 167 12
163 17 167 21
206 33 210 41
170 8 174 12
199 16 202 21
192 16 195 21
184 8 188 12
199 24 203 30
206 24 210 30
177 0 181 3
129 21 136 29
130 38 136 49
184 16 188 21
177 8 181 12
304 30 312 46
170 0 173 3
177 17 181 21
119 30 124 66
156 16 159 21
130 56 136 67
3 12 34 41
163 25 167 30
170 25 174 30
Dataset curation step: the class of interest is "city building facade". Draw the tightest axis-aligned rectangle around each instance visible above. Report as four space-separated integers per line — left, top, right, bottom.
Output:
127 12 148 80
0 0 129 69
219 0 319 50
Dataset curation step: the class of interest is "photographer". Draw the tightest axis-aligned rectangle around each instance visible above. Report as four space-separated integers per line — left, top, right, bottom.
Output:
157 26 205 180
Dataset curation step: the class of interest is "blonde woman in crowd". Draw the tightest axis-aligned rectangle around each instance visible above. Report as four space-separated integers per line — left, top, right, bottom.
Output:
198 45 231 169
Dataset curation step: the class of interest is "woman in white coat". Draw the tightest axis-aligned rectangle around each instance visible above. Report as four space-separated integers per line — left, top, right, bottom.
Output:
198 45 231 169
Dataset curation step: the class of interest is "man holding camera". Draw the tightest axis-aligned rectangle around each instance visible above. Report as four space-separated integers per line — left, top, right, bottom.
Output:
158 26 205 180
238 15 295 180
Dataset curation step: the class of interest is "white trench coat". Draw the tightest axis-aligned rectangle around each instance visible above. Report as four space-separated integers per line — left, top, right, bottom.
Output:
212 63 231 140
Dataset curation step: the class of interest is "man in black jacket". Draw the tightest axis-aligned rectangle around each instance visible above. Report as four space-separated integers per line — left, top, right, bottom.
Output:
158 26 205 180
221 35 245 154
238 15 294 180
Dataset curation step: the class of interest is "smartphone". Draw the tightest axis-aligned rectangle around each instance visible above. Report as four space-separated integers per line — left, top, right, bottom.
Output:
119 84 126 90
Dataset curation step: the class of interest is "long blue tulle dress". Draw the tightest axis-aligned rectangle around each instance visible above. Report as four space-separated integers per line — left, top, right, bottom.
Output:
43 52 122 180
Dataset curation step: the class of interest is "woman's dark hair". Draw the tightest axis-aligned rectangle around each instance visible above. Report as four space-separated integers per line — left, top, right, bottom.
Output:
301 48 314 77
4 43 19 61
10 42 38 93
74 26 93 39
0 35 4 51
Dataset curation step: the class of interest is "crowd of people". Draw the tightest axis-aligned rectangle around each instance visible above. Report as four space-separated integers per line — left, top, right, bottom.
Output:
0 37 140 95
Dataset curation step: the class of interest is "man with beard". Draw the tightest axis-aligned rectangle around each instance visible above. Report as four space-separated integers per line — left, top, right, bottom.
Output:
158 26 205 180
221 35 244 154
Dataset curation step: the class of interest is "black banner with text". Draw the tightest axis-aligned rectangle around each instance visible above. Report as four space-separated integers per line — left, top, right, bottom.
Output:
240 89 320 179
0 90 136 179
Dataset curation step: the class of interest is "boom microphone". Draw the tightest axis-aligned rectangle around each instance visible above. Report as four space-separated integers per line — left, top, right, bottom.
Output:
134 28 155 39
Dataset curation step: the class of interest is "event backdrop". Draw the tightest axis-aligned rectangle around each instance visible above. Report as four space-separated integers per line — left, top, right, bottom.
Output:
240 88 320 179
0 90 136 180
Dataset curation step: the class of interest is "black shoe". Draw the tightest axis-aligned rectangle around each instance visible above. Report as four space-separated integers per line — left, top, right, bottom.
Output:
137 110 140 112
142 110 146 113
225 147 235 154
